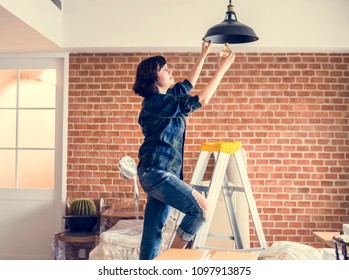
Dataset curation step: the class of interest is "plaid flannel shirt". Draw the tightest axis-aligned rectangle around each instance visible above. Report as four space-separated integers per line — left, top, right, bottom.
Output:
137 79 202 179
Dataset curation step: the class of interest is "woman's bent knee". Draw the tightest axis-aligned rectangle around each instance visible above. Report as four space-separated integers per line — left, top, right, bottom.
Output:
191 189 208 220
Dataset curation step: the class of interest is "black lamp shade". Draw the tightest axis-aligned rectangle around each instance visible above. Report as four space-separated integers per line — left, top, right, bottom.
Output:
203 4 258 44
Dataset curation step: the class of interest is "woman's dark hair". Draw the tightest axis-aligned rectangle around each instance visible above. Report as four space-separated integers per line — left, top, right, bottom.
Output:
133 56 166 98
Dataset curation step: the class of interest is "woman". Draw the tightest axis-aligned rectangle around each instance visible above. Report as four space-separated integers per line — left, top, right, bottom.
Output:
133 41 235 260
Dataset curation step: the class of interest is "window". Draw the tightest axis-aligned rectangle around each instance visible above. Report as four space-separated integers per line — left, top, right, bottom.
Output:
0 69 56 189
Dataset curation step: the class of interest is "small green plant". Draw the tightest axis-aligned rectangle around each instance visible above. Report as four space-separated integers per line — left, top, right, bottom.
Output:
70 198 97 216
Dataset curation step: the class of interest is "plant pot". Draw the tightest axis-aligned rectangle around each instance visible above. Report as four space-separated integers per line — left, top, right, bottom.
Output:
63 215 99 232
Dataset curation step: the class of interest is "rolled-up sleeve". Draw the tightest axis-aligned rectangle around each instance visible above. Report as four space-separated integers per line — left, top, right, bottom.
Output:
169 79 202 115
179 94 202 116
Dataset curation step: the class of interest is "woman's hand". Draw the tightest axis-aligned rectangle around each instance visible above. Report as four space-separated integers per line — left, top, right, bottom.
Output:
201 41 212 57
217 50 235 73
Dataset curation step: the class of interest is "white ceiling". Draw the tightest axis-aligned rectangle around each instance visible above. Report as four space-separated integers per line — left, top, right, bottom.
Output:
1 0 349 54
0 6 60 53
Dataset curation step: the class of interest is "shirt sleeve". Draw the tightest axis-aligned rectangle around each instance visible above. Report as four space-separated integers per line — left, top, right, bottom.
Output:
141 79 202 120
157 93 202 117
169 79 193 96
178 94 202 116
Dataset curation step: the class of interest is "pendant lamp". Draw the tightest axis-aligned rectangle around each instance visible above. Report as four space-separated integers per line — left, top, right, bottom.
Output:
203 0 258 44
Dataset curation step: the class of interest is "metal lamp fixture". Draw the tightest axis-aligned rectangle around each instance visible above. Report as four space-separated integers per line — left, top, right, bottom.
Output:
203 0 259 44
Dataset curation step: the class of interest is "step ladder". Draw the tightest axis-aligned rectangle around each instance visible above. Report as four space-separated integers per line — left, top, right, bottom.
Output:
187 141 267 251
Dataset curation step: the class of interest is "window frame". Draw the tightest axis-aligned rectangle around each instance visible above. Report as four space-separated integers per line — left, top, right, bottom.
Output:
0 53 68 231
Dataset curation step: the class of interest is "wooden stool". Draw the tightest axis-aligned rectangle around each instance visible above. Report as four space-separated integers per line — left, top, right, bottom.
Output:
54 232 99 260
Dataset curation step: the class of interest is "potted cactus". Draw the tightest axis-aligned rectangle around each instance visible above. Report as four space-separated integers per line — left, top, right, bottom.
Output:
63 198 99 232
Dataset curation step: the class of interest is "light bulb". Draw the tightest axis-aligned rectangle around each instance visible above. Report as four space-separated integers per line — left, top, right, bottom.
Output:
219 43 231 58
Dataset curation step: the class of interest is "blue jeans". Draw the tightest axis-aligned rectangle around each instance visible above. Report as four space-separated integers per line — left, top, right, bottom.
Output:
138 168 207 260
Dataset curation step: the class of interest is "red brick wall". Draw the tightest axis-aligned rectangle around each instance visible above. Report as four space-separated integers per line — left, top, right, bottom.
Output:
68 52 349 248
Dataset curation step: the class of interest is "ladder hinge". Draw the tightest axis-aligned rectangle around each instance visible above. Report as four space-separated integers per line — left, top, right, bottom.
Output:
191 184 210 193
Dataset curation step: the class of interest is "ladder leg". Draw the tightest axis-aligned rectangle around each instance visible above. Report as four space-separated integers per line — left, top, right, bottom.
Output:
234 150 267 249
213 152 244 249
190 151 211 186
192 152 231 249
221 184 243 249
